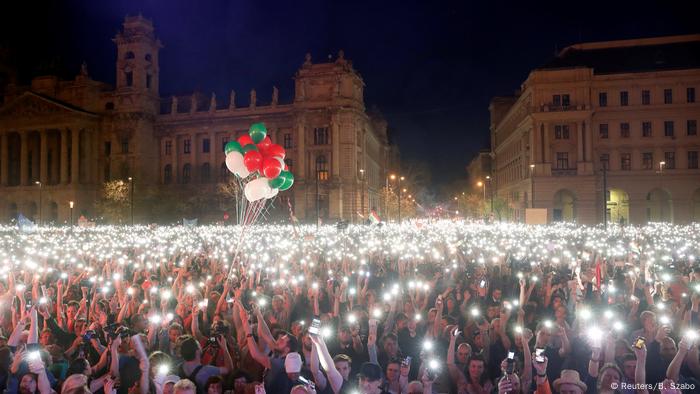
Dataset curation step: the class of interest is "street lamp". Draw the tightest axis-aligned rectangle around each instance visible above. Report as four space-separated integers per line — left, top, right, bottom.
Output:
69 201 74 228
486 175 493 214
128 177 134 226
659 161 666 173
397 176 404 224
529 164 535 208
35 181 42 225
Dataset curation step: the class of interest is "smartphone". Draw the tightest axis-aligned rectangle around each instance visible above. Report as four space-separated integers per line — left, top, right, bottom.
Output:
309 318 321 336
535 348 545 363
505 351 515 374
633 337 646 349
402 356 412 367
479 280 486 288
298 376 315 390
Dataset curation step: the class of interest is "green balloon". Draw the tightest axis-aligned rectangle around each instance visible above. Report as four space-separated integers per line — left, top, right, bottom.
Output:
241 144 258 153
249 122 267 144
279 171 295 191
224 141 243 155
268 176 285 189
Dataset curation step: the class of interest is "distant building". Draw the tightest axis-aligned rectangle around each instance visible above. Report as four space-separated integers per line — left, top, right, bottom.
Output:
490 34 700 224
466 149 492 187
0 15 396 224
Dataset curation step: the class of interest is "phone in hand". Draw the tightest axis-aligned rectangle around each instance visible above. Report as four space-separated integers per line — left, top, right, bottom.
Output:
633 337 646 349
402 356 412 368
535 348 545 363
309 318 321 336
505 351 515 374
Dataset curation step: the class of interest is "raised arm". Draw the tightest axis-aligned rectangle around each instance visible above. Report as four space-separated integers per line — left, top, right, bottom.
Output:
241 309 271 370
131 334 150 394
667 337 691 383
309 342 328 391
633 343 649 394
309 335 343 394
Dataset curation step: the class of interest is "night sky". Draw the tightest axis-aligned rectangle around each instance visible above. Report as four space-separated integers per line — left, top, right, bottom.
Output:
1 0 697 189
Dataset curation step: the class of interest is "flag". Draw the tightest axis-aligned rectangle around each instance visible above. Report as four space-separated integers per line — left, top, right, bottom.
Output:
18 213 37 233
369 210 381 225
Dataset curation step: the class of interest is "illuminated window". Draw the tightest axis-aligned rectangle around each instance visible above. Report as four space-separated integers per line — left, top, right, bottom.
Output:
316 155 329 180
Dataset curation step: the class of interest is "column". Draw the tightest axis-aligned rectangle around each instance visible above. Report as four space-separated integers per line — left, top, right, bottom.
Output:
20 132 28 186
0 131 8 186
577 122 584 162
543 123 551 163
331 114 340 178
40 131 48 184
71 128 80 185
296 117 306 179
528 127 536 165
60 129 69 184
193 133 200 182
209 131 217 178
585 119 593 161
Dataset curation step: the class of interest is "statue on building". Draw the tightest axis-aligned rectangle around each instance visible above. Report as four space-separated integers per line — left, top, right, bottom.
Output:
271 86 279 106
303 53 312 67
336 50 346 64
209 92 217 112
229 89 236 109
250 89 257 108
79 61 89 77
171 96 178 114
190 93 197 114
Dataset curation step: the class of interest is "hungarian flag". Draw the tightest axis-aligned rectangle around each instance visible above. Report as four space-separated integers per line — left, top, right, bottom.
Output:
369 210 381 225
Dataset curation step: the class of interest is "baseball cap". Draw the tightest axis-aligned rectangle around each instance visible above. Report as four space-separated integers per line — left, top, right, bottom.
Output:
285 352 302 373
358 362 382 381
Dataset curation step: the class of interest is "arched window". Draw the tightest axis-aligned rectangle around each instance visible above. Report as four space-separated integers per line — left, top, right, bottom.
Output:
201 163 211 183
145 53 152 62
314 127 329 145
316 155 328 180
125 71 133 87
125 51 135 60
164 164 172 184
182 164 191 184
220 163 229 182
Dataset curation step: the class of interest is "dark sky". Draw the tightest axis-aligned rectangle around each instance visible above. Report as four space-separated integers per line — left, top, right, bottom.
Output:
1 0 697 187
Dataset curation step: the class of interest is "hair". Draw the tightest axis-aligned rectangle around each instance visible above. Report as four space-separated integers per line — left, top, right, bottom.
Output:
230 369 252 382
67 301 80 309
173 379 197 394
333 354 352 364
149 351 172 371
62 374 89 394
169 323 184 334
596 363 623 391
618 352 636 365
67 358 90 377
277 331 298 353
467 354 488 385
178 336 200 361
204 376 223 392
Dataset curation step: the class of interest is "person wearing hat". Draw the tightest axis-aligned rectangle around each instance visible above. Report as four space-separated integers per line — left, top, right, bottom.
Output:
263 352 313 394
358 362 390 394
552 369 587 394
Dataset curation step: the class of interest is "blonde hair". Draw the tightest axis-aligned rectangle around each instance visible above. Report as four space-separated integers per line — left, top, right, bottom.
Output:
173 379 197 394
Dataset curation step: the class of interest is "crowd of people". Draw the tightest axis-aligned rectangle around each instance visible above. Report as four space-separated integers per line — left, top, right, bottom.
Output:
0 221 699 394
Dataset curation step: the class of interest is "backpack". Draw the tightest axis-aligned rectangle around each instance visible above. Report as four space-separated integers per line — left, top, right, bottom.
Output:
177 364 205 394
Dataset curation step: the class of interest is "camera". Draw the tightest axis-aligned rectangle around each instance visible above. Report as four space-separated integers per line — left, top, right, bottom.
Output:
83 330 97 341
207 336 220 348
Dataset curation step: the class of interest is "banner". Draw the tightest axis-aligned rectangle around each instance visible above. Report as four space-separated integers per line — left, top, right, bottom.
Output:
183 218 198 227
18 213 37 233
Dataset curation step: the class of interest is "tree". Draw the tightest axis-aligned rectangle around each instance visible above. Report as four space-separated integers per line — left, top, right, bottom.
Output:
95 180 129 223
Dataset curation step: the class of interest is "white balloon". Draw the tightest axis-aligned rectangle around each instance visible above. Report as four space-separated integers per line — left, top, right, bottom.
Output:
265 187 279 199
244 178 271 202
225 152 249 178
274 156 285 169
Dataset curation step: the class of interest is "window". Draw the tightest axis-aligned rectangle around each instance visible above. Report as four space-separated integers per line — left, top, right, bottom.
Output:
219 163 229 181
314 127 329 145
620 153 631 170
599 92 608 107
125 71 133 87
554 125 569 139
620 91 629 106
285 158 293 173
599 124 609 139
664 152 675 169
642 90 650 105
689 151 699 169
688 87 696 103
182 164 191 183
642 122 652 137
105 102 115 110
642 152 653 170
202 138 210 153
283 133 293 149
146 74 152 89
164 165 172 184
105 141 111 157
145 54 152 62
121 138 129 154
556 152 568 169
620 123 630 138
201 163 211 183
165 140 172 155
184 139 191 154
316 155 329 180
562 94 570 107
664 121 674 137
222 138 228 152
125 51 135 60
688 120 697 136
552 95 561 106
664 89 673 104
600 154 609 170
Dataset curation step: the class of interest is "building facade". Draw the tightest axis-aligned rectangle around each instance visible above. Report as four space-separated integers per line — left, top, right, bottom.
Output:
0 15 395 224
490 34 700 224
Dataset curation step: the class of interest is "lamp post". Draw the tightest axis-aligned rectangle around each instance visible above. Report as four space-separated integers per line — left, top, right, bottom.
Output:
128 177 134 226
397 176 404 224
529 164 535 208
69 201 74 228
602 162 608 228
316 169 320 229
387 174 396 221
486 175 493 214
35 181 42 225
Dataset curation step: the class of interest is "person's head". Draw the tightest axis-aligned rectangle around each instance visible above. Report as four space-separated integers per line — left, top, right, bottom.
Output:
385 360 400 382
290 384 316 394
39 329 54 346
660 337 677 360
272 295 284 312
333 354 352 381
358 362 383 394
149 351 172 378
457 343 472 364
486 305 500 320
554 369 587 394
338 325 352 345
614 339 632 358
382 334 398 357
168 323 184 344
555 305 567 320
406 381 423 394
291 321 303 338
619 353 637 381
67 358 91 377
61 374 90 394
205 376 223 394
66 301 79 319
491 288 502 300
640 311 657 332
395 313 408 331
467 355 486 383
73 318 88 336
597 364 622 392
275 331 298 356
231 370 252 394
179 336 201 362
131 314 148 333
284 352 303 380
173 379 197 394
19 373 37 394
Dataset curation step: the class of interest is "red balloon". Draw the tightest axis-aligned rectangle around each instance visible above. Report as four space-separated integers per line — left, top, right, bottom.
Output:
262 157 283 179
258 136 272 149
267 144 286 159
238 135 254 147
243 150 263 173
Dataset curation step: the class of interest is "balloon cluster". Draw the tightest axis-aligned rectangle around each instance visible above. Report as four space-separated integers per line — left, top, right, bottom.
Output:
224 123 294 202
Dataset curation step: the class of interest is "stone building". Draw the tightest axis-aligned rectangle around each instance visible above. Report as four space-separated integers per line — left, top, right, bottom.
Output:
0 15 395 224
490 34 700 224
